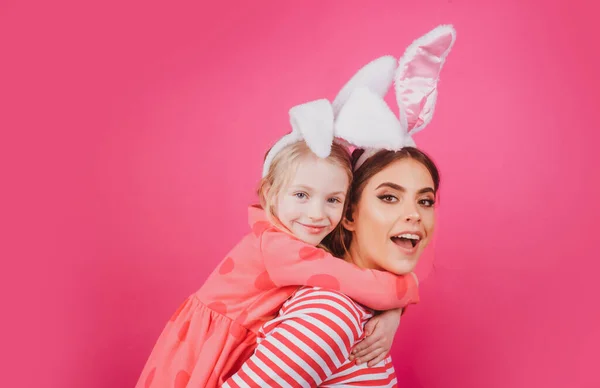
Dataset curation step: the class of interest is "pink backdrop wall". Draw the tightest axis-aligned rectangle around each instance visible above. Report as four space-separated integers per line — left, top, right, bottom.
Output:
2 0 599 387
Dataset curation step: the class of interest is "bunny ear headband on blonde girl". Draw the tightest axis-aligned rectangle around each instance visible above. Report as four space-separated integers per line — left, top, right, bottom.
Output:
261 24 457 177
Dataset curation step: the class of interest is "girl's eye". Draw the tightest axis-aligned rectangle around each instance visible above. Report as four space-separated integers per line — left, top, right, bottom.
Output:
378 194 398 203
294 192 307 199
327 197 341 204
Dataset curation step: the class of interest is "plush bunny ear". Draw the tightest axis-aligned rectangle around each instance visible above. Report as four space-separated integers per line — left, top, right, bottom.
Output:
332 56 397 117
289 99 335 158
395 24 456 135
262 99 334 178
335 87 404 150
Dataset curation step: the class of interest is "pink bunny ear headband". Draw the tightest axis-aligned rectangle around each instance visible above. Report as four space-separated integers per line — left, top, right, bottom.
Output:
262 24 456 177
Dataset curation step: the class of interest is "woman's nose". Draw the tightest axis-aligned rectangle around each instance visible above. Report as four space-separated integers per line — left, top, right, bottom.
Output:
405 211 421 222
402 202 421 222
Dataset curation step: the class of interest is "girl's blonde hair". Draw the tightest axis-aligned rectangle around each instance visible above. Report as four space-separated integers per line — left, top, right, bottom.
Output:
257 141 353 228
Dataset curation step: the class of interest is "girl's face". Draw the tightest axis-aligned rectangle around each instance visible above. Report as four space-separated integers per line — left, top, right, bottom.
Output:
275 155 350 246
344 158 436 274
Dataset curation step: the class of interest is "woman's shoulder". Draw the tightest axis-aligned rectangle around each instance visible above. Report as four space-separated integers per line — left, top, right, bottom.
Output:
281 286 373 323
259 286 373 352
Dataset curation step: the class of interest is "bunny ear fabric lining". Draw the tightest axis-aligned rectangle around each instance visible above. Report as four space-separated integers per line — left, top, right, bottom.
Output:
395 24 456 135
352 24 457 171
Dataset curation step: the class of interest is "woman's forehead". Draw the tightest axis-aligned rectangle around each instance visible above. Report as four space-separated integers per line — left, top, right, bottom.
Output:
365 158 434 191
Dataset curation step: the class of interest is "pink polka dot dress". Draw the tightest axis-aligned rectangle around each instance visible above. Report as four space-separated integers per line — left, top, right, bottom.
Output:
135 206 419 388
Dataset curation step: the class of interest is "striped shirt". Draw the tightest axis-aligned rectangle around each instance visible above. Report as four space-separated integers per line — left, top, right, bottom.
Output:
222 287 398 387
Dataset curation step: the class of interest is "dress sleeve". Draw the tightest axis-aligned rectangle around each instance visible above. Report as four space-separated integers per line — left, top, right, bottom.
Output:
259 230 419 311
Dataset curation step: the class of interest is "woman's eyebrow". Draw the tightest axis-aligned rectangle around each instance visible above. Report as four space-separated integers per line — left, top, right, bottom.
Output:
375 182 404 191
375 182 434 194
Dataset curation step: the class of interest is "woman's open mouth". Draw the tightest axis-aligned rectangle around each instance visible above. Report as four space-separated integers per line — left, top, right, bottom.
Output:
391 233 421 251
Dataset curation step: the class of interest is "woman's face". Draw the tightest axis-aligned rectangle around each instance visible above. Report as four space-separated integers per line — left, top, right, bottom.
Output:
344 158 436 275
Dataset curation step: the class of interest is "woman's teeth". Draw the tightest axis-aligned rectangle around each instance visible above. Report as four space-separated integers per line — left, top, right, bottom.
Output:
392 233 421 247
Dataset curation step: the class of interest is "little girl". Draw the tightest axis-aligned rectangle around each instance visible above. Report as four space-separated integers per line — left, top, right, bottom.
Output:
136 60 420 388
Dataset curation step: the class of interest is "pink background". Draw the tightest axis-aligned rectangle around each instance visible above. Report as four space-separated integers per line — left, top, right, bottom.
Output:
1 0 599 387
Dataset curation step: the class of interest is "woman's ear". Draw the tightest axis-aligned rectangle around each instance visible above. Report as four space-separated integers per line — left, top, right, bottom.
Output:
341 212 356 232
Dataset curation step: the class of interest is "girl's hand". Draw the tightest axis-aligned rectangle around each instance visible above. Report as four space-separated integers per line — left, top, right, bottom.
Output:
349 308 402 367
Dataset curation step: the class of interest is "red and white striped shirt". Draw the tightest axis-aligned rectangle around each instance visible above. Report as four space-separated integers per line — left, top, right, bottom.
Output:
222 287 398 387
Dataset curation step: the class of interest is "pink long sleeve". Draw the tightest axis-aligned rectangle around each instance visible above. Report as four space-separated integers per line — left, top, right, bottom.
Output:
259 230 419 311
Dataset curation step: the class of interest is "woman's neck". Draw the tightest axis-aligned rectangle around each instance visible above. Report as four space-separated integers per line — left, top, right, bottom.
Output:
343 242 380 270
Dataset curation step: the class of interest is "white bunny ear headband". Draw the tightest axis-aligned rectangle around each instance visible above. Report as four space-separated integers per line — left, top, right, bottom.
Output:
262 25 456 177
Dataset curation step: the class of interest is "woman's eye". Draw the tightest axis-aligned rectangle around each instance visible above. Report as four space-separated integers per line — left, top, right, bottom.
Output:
327 197 341 204
378 195 398 203
420 198 435 207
